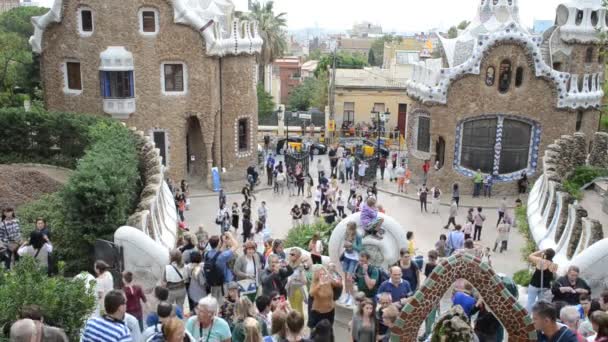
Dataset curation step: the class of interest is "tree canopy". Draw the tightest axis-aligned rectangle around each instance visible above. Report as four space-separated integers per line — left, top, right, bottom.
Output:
369 34 403 67
257 85 275 118
314 51 368 78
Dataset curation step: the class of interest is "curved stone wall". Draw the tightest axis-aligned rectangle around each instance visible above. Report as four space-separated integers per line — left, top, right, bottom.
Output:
527 132 608 293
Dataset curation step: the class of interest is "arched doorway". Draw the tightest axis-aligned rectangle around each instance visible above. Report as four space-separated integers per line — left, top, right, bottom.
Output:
186 116 206 182
435 136 445 169
391 253 536 341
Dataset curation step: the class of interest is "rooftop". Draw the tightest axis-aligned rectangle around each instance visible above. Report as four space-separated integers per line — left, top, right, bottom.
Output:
335 67 409 89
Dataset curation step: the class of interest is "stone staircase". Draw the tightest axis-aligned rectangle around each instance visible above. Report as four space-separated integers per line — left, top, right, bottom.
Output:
540 26 556 66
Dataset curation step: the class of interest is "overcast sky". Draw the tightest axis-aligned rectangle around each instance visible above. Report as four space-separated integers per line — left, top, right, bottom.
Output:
35 0 563 32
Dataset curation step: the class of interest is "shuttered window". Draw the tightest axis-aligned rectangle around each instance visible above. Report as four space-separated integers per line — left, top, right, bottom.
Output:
163 64 184 92
66 62 82 90
142 11 156 32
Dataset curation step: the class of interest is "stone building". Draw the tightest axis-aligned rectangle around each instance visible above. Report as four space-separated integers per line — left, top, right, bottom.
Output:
30 0 262 184
405 0 605 194
0 0 20 13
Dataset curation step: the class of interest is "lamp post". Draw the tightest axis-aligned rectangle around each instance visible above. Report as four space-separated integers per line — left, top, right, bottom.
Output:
371 107 390 159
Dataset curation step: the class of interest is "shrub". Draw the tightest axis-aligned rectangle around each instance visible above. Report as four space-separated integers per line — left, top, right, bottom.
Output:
513 268 532 287
515 205 536 263
563 166 608 200
284 220 336 254
0 257 96 341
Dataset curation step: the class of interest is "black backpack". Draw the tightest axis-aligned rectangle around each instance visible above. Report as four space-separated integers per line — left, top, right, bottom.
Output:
203 251 224 286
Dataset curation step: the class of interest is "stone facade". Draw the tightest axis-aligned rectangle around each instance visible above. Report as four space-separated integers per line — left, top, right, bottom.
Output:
391 253 536 342
35 0 258 183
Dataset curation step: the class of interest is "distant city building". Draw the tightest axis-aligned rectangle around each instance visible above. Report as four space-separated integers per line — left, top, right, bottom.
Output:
533 19 553 34
349 21 382 38
271 57 302 105
0 0 20 13
337 37 374 57
382 38 427 70
300 60 318 79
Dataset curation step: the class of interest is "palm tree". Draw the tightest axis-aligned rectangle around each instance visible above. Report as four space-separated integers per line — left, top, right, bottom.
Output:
246 1 288 86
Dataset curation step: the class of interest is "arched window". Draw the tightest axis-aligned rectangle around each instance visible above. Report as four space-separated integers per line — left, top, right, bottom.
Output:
591 11 599 26
485 66 495 86
576 10 584 25
498 60 512 93
458 117 534 175
515 67 524 87
585 47 594 63
417 116 431 152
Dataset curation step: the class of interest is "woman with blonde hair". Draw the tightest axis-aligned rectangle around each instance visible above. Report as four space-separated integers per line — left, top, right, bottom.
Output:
161 317 193 341
243 317 263 342
162 249 186 309
232 297 268 342
309 265 341 328
286 248 307 316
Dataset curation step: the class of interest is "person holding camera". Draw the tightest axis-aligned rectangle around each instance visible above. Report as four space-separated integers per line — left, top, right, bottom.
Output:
527 248 558 313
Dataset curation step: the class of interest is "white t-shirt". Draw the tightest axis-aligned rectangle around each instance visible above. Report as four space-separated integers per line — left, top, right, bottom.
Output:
336 195 345 207
314 190 322 202
165 263 184 283
358 163 368 176
312 240 323 255
245 258 255 276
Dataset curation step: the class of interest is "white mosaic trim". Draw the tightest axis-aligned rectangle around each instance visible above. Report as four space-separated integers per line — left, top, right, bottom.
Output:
234 115 254 158
149 128 170 170
406 22 604 110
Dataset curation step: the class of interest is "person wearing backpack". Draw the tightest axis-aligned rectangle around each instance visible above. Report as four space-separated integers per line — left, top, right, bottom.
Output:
473 207 486 241
204 233 239 304
353 252 379 299
184 250 206 311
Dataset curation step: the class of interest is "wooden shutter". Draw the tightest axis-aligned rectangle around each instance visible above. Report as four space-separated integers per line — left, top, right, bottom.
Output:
81 10 93 32
66 62 82 90
142 11 156 32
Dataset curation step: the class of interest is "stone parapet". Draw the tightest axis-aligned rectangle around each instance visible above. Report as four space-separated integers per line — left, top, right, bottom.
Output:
589 132 608 169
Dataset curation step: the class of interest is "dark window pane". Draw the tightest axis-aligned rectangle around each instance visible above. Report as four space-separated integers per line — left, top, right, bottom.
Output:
153 131 167 166
142 11 156 32
66 62 81 90
498 60 511 93
101 71 133 98
81 10 93 32
417 116 430 152
164 64 184 92
461 118 497 173
515 67 524 87
238 119 249 151
499 119 531 174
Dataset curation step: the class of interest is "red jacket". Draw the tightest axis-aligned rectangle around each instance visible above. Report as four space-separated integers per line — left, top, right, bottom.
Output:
124 285 146 319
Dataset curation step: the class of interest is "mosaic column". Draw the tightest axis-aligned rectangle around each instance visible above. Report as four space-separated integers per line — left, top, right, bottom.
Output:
492 116 504 176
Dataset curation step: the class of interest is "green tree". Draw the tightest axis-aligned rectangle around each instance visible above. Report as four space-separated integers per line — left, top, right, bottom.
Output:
314 51 367 78
457 20 471 30
288 78 316 111
368 48 376 65
369 34 403 67
0 6 48 39
257 84 275 118
447 26 458 38
246 1 288 86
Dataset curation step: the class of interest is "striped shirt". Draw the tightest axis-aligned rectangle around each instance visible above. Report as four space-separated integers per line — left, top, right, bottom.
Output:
81 316 132 342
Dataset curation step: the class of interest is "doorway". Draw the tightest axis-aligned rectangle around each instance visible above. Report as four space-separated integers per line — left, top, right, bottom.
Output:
435 136 445 169
186 116 206 181
398 103 407 138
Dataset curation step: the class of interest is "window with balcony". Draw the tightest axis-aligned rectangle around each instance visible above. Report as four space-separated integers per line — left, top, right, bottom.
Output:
343 102 355 123
64 61 82 93
161 63 187 95
100 71 134 98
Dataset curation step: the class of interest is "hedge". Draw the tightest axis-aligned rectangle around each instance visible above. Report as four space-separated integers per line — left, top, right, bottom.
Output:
284 220 336 254
0 257 96 341
2 109 143 274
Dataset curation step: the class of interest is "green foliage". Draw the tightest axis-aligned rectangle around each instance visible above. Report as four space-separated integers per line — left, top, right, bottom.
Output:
284 220 336 254
457 20 471 30
0 257 96 341
287 77 327 111
369 34 402 67
257 85 275 118
513 269 532 287
515 205 537 263
314 51 368 78
600 113 608 132
0 6 48 39
447 27 458 39
368 48 376 65
247 1 287 85
563 166 608 200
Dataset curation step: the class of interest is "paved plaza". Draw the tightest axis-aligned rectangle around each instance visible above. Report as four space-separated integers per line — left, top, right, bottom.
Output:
185 154 528 277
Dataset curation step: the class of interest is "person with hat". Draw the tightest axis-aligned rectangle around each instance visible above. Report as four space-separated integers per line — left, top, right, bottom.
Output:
219 281 240 330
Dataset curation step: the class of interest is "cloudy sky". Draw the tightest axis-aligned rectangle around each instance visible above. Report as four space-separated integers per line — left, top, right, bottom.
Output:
35 0 564 32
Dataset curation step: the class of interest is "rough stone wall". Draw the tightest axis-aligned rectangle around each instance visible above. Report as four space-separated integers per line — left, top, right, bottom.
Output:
555 192 573 242
39 0 257 183
392 253 536 342
567 206 588 258
589 132 608 169
566 44 605 76
406 43 599 195
588 219 604 245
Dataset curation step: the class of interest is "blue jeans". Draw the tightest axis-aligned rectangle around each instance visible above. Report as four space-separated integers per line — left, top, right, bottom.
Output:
526 285 549 314
473 182 482 197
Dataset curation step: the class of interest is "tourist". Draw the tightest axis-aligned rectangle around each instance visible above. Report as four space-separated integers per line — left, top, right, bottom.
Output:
216 203 231 233
184 250 207 311
186 296 231 341
351 298 377 342
417 184 429 213
287 172 296 197
589 311 608 342
309 233 323 264
341 222 362 305
430 186 441 214
497 197 507 227
559 305 587 341
305 173 314 198
473 207 486 241
452 183 460 207
422 250 439 340
286 249 307 316
33 217 51 240
396 163 406 193
219 281 240 328
159 317 192 342
379 154 387 180
447 224 465 255
290 204 303 227
422 159 430 184
473 169 483 197
336 189 346 218
378 305 399 342
404 167 412 194
261 254 294 297
360 197 384 239
473 300 501 342
82 290 131 341
204 233 238 302
551 265 591 305
267 310 287 342
395 248 420 291
452 282 476 317
406 231 416 256
578 294 601 338
266 153 275 186
310 319 334 342
295 171 305 196
368 181 378 199
483 174 493 198
299 200 311 226
313 186 322 216
17 230 52 269
121 271 147 330
146 287 184 327
493 218 510 253
162 249 186 310
231 202 240 232
519 171 529 194
93 260 114 316
463 219 474 240
434 235 447 257
9 318 66 342
0 207 21 269
527 249 558 313
444 200 458 229
354 252 380 299
533 301 579 342
233 241 262 302
377 266 412 309
338 157 346 184
285 310 308 342
232 298 268 342
176 190 186 221
309 266 341 328
317 159 325 183
376 293 392 340
271 239 286 261
323 203 338 224
358 160 369 186
329 146 338 177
